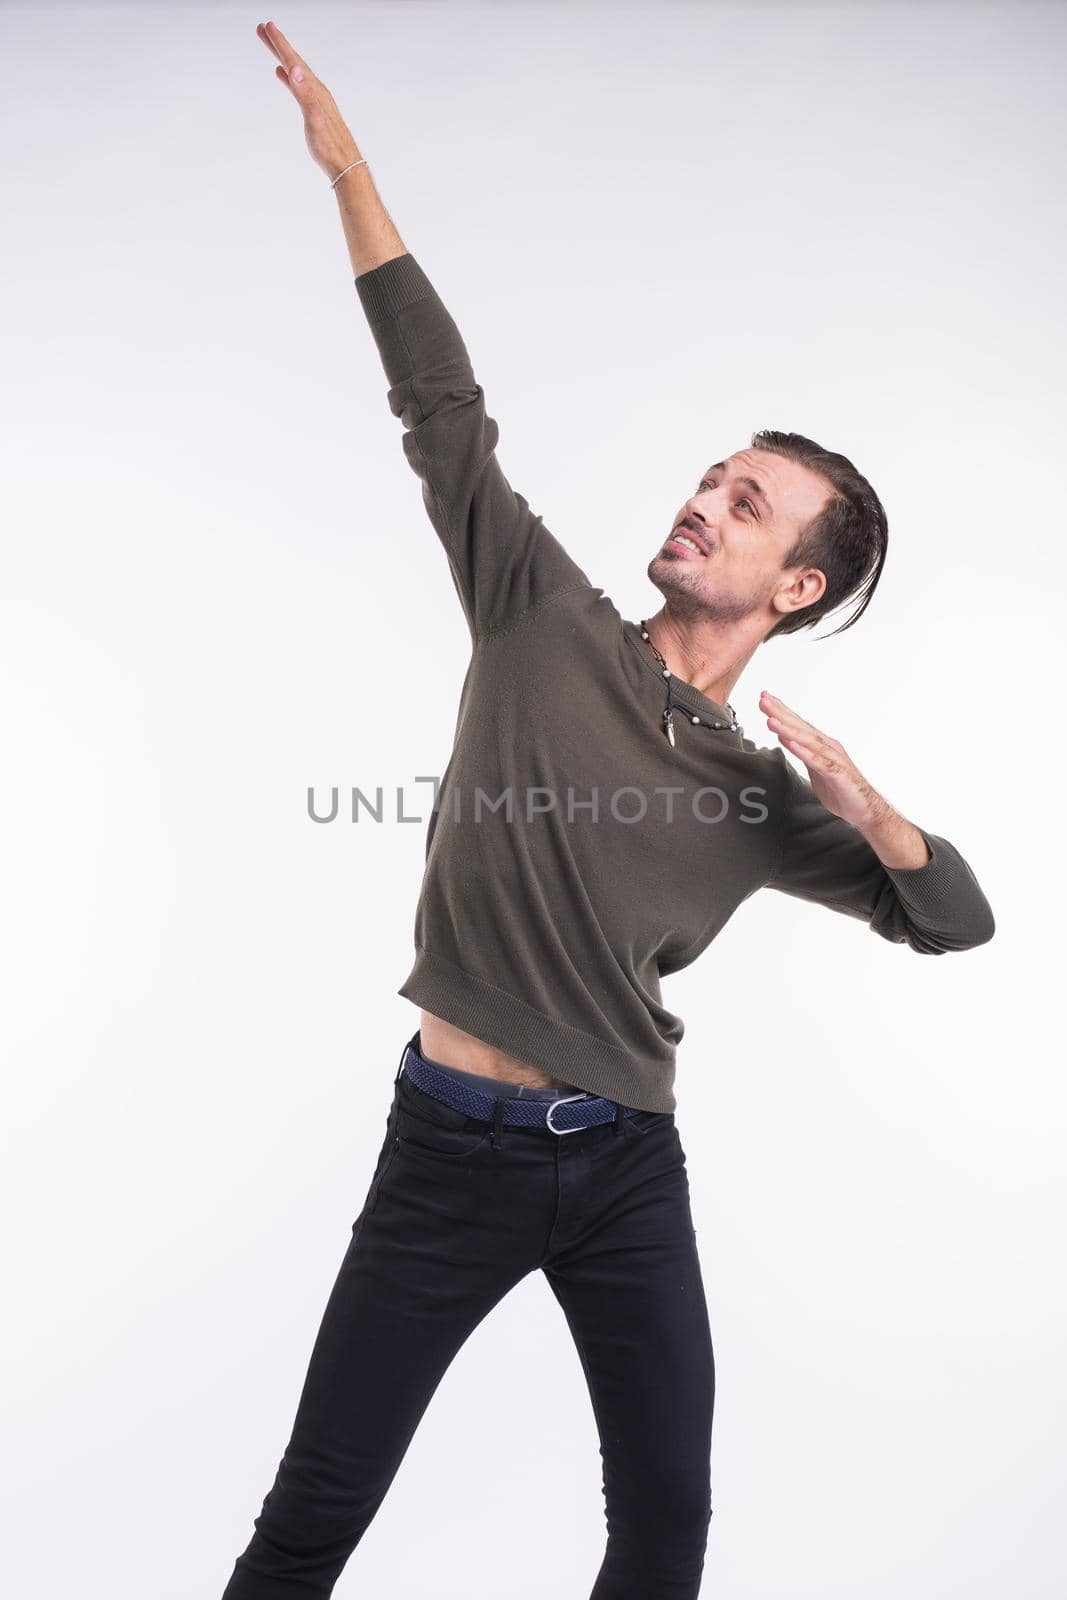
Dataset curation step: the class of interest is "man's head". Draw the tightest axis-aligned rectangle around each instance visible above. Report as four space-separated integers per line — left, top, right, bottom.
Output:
648 430 888 641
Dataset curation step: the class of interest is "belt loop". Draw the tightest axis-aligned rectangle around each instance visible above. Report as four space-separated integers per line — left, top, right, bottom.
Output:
395 1032 416 1084
612 1099 625 1135
490 1095 506 1149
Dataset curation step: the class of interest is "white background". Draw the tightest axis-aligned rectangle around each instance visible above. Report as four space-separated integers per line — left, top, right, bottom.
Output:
3 2 1064 1596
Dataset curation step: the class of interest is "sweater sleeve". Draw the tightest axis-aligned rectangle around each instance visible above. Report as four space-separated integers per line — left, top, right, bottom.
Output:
354 252 592 645
765 758 995 954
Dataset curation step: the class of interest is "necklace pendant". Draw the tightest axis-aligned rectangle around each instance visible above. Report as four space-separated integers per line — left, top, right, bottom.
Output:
663 712 676 748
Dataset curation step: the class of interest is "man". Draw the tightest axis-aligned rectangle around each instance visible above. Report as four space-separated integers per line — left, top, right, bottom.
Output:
222 23 995 1600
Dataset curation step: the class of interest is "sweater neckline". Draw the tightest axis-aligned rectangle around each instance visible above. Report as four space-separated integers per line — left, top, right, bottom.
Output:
622 618 742 732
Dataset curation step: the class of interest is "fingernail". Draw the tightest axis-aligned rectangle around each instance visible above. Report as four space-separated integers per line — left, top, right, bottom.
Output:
292 65 304 82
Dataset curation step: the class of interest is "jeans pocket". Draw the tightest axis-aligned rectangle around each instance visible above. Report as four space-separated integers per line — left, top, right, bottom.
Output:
396 1080 495 1160
623 1108 673 1139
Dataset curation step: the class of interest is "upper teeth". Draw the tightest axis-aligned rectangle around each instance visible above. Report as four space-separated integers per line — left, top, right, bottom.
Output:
673 533 702 553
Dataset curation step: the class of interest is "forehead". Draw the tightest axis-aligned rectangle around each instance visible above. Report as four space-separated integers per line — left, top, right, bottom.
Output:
708 450 831 526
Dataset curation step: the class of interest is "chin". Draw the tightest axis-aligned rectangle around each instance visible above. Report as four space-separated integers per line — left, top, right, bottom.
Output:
647 554 699 590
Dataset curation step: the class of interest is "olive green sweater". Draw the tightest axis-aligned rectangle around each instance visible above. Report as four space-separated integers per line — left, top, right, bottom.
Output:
353 252 995 1113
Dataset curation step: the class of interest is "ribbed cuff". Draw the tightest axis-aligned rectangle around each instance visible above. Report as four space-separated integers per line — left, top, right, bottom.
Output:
882 827 993 934
354 252 433 326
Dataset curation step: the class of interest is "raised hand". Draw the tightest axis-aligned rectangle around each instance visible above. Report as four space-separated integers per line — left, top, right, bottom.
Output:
759 689 890 831
256 19 362 183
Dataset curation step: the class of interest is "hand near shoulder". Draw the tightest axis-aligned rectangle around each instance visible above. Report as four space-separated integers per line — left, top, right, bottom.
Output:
760 689 930 868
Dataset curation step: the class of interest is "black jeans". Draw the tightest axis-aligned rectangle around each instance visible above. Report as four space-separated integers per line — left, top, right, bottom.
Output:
221 1043 715 1599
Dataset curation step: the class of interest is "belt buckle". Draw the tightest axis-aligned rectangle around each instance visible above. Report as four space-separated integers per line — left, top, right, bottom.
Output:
544 1092 590 1136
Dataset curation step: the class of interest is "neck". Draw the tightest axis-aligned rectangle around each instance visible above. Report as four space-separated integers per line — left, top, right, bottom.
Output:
643 605 762 708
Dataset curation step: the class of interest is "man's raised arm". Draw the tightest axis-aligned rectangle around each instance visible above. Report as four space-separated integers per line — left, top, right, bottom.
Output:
257 21 592 645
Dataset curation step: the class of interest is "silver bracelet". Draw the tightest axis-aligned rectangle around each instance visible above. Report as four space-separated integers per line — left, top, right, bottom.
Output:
331 158 368 189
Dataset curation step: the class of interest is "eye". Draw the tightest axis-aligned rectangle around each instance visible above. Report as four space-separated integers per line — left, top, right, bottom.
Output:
698 479 758 519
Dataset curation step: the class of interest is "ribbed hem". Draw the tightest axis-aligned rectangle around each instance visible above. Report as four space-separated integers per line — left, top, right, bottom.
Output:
353 252 432 325
397 946 678 1114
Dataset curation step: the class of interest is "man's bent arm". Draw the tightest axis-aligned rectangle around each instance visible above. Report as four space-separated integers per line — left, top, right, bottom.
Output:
766 759 996 954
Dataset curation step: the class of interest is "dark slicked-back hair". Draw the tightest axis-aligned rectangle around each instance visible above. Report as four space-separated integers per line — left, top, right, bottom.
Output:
750 429 889 640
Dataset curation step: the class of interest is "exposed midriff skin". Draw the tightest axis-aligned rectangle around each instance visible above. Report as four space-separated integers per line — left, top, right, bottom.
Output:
418 1011 581 1090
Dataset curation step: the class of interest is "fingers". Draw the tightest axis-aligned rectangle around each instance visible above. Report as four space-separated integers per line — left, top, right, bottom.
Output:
760 689 815 736
760 691 846 772
256 21 281 63
762 691 824 745
771 724 839 780
765 716 815 759
259 19 307 77
774 732 819 765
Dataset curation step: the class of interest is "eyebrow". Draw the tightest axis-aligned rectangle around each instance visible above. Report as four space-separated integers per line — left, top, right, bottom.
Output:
703 461 774 519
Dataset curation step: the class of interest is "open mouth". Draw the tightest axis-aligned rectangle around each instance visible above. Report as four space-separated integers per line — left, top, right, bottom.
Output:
667 529 708 558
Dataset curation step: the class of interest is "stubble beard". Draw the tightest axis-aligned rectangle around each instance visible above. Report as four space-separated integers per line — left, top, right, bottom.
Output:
647 551 762 628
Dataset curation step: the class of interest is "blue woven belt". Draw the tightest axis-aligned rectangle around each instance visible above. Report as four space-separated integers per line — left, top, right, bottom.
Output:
400 1043 640 1135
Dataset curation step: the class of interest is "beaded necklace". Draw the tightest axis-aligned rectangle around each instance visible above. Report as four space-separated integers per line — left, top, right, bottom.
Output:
638 619 741 747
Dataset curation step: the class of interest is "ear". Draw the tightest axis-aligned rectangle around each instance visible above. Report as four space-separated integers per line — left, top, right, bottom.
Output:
770 565 827 618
